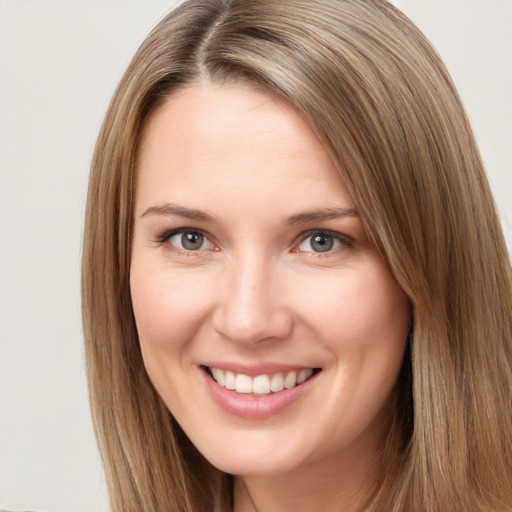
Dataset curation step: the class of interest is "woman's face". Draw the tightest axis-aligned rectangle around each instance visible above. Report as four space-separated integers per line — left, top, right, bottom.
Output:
130 84 410 478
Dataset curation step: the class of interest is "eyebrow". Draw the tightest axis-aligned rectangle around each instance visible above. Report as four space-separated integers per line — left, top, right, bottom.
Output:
140 203 358 224
287 207 358 224
140 203 214 221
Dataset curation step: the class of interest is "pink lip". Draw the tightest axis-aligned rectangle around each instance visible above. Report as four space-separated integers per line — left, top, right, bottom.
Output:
200 366 321 420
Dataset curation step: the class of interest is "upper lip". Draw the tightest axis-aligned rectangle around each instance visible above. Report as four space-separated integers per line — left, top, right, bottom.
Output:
201 362 321 377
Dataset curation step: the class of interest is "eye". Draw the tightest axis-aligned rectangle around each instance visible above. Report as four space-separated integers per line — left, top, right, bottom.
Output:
168 230 214 251
296 231 351 253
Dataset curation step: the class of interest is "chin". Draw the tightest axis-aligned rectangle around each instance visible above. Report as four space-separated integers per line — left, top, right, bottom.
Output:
189 430 307 477
207 451 303 477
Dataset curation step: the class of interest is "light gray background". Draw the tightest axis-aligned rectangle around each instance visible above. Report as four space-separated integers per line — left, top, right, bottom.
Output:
1 1 510 511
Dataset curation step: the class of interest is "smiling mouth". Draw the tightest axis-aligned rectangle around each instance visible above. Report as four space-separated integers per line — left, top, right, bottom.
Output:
205 366 321 396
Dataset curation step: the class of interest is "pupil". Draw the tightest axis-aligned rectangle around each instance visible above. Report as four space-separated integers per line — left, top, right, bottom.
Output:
311 234 333 252
182 232 203 250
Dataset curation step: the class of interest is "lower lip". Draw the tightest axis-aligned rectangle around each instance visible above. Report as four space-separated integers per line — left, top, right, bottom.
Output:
201 367 320 420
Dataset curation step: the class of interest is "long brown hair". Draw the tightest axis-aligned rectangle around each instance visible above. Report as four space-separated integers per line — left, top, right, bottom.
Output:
82 1 512 510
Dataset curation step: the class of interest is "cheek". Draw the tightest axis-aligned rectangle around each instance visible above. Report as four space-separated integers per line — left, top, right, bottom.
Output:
293 266 409 445
129 262 214 361
291 262 410 422
346 275 410 347
129 262 220 418
294 266 409 349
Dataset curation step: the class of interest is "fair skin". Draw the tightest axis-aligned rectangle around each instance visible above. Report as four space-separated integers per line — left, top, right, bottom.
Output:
130 83 410 512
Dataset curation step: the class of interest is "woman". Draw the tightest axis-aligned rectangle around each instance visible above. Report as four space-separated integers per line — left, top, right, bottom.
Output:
81 0 512 511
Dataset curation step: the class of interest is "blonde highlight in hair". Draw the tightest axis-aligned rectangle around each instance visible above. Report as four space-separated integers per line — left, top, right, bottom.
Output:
82 1 512 510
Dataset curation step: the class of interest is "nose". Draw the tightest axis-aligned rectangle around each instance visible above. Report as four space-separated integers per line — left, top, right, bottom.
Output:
212 252 293 345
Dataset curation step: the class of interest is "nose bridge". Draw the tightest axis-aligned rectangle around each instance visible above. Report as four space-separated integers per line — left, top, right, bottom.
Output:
213 248 292 344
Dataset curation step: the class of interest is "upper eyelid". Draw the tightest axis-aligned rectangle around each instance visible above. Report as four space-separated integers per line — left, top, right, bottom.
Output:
154 227 212 243
295 229 353 245
153 228 217 255
292 230 353 257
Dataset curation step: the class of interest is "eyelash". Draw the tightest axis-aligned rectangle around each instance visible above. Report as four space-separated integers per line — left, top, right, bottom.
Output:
153 228 216 255
294 229 353 256
152 228 353 256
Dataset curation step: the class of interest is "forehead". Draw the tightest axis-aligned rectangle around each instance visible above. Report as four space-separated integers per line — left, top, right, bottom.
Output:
135 83 353 216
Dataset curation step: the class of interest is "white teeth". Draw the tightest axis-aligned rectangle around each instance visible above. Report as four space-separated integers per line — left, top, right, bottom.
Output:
252 374 271 394
209 367 315 395
224 370 236 390
216 369 225 387
211 368 225 386
297 368 313 384
284 371 297 389
270 373 284 392
235 374 253 393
